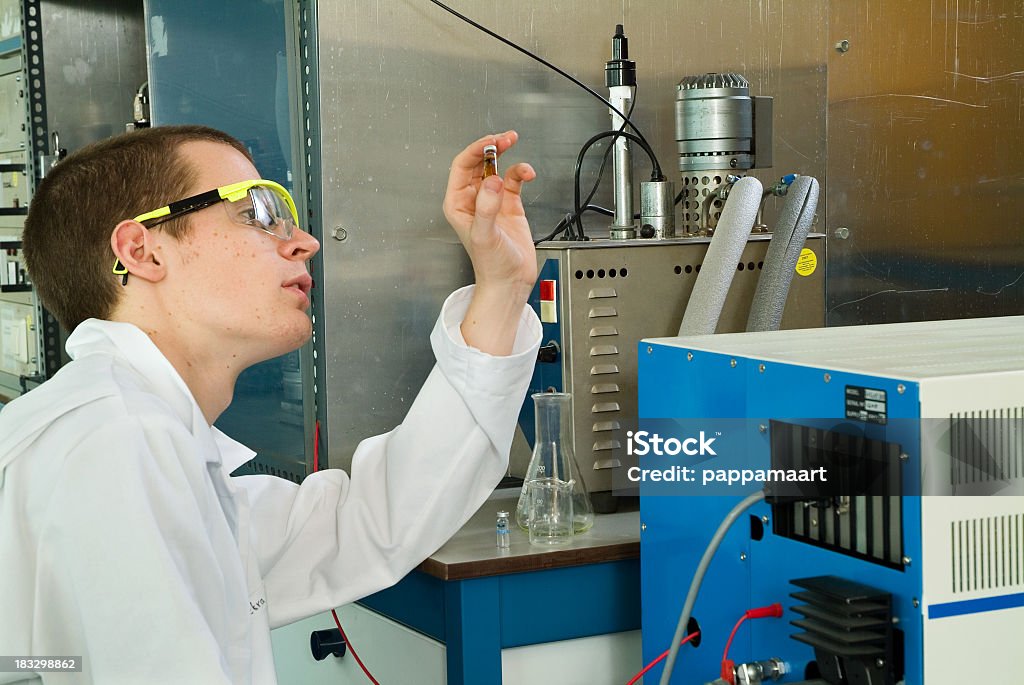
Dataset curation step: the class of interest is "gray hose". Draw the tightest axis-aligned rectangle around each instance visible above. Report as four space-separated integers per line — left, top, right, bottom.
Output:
658 491 766 685
679 176 763 336
746 176 819 332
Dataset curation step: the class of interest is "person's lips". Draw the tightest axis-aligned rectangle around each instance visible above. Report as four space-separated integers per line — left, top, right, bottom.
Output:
283 273 313 302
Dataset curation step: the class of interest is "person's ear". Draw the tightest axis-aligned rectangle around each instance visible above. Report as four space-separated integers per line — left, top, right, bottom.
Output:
110 220 166 284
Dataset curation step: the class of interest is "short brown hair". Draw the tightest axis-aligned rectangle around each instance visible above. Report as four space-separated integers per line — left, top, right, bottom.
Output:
22 125 253 331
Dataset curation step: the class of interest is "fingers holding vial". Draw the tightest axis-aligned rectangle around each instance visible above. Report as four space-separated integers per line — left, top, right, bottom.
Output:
482 144 498 179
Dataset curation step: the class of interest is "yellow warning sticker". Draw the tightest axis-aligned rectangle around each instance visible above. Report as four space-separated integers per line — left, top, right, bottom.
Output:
795 248 817 277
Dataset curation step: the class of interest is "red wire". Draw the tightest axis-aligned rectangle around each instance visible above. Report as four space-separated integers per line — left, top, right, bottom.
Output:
332 607 381 685
626 631 699 685
319 428 379 684
720 615 748 684
721 603 783 684
313 419 320 472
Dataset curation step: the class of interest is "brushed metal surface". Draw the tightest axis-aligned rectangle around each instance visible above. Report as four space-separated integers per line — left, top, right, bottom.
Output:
826 1 1024 325
534 235 825 492
314 1 828 467
40 0 147 154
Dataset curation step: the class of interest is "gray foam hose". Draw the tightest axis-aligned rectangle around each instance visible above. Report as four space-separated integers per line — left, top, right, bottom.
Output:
746 176 819 332
658 491 766 685
678 176 763 336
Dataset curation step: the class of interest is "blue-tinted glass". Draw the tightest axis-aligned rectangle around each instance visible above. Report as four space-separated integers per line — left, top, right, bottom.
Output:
145 0 306 480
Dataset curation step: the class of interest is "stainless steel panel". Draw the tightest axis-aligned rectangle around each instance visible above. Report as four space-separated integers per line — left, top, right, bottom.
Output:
826 1 1024 325
538 235 825 492
40 0 147 155
314 1 828 466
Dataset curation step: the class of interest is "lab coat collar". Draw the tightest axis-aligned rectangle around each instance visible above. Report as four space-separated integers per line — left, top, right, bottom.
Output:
0 319 257 487
67 319 256 471
66 318 204 432
212 428 258 474
62 317 258 473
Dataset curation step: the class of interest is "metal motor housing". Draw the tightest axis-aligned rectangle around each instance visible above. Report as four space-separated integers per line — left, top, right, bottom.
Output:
675 73 773 233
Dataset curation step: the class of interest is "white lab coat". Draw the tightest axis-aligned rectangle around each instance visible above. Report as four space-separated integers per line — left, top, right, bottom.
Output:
0 286 541 684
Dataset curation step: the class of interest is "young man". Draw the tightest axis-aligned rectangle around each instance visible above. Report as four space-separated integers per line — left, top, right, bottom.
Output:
0 125 541 683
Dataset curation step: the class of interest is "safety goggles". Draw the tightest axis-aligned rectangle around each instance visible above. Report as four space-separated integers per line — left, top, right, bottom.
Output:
133 179 300 241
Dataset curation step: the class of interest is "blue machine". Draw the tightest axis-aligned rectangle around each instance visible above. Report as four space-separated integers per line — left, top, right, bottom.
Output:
638 316 1024 685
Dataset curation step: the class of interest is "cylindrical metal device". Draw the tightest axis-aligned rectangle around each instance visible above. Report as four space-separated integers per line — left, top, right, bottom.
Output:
606 25 637 240
676 73 756 234
639 180 676 239
676 73 754 172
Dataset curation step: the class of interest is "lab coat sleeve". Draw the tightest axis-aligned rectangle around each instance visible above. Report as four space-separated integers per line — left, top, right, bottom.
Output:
241 286 542 627
37 415 236 684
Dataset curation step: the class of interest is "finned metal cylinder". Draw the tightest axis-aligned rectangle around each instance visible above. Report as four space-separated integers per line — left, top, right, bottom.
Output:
640 180 676 239
676 73 754 173
676 72 773 234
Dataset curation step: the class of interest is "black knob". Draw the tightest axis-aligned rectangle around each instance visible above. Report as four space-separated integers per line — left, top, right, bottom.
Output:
310 628 347 661
537 341 560 363
639 224 656 239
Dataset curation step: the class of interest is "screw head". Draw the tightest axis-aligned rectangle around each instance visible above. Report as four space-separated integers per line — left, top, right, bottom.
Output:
758 363 766 373
641 522 647 532
687 352 694 361
647 346 653 354
897 384 906 394
730 358 737 368
875 658 885 668
740 553 747 561
332 226 349 241
913 598 920 607
823 373 831 383
835 39 850 53
903 556 912 566
834 226 850 239
761 515 769 524
900 453 909 461
759 424 767 433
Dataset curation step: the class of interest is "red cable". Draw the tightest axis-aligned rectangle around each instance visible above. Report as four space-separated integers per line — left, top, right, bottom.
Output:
626 631 699 685
319 428 380 684
313 419 320 473
332 607 381 685
721 603 783 684
720 615 748 684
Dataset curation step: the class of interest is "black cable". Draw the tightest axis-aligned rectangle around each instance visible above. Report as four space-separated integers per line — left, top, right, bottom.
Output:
573 129 661 239
426 0 658 162
566 87 639 240
534 213 574 245
535 86 636 244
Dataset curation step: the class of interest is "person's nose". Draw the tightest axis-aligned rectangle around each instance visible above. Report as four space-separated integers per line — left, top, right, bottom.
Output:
282 226 320 261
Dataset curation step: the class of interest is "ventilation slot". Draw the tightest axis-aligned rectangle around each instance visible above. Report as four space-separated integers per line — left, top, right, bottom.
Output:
950 514 1024 594
950 408 1024 485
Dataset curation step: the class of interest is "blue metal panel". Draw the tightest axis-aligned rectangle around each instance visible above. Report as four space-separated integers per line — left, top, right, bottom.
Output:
499 560 641 647
518 258 564 445
357 571 447 642
444 578 502 685
639 341 926 684
639 343 757 682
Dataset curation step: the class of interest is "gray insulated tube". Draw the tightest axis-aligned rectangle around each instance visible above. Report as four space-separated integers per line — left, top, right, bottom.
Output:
678 176 763 336
746 176 819 332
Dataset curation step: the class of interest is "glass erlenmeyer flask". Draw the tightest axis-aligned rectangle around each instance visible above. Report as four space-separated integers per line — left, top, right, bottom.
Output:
516 392 594 536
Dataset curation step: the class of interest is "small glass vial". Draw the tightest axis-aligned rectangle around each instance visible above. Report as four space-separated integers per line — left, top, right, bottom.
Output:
482 144 498 178
495 510 511 549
